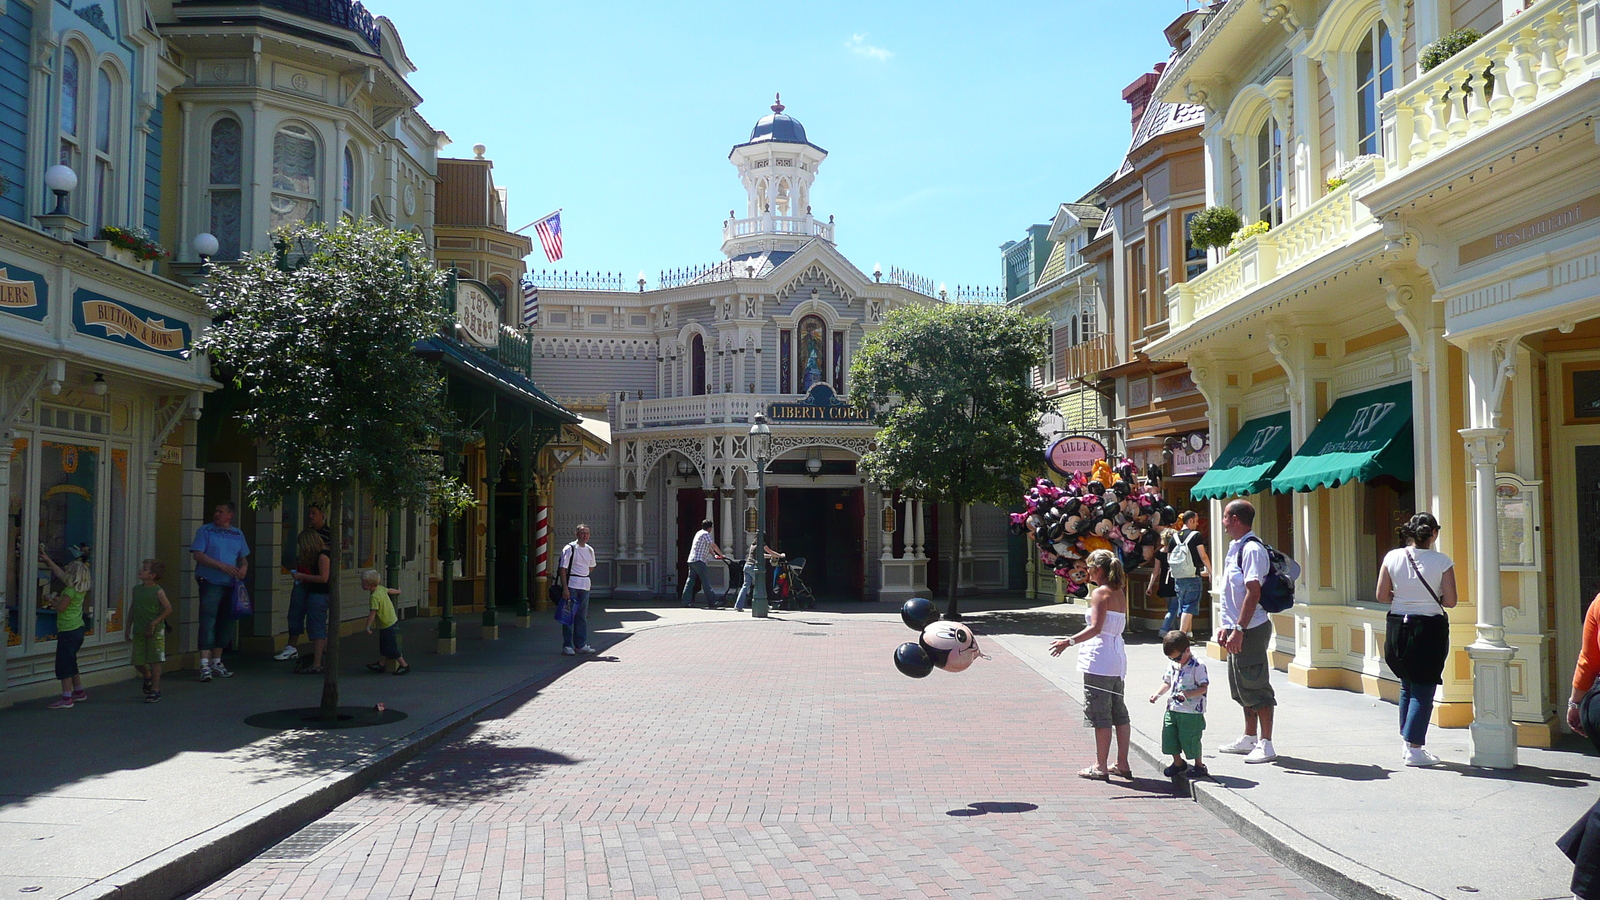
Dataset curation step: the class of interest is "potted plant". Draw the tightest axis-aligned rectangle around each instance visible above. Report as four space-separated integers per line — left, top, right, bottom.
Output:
1420 28 1483 73
1188 206 1243 256
96 226 168 272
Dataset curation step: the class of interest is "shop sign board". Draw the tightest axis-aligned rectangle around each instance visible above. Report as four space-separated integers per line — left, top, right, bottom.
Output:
0 262 49 321
1046 435 1107 476
456 281 501 348
72 290 190 357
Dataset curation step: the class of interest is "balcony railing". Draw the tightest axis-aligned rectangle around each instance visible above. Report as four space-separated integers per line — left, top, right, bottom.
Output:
722 216 835 242
1164 159 1382 331
617 392 864 431
1057 334 1114 383
1380 0 1597 178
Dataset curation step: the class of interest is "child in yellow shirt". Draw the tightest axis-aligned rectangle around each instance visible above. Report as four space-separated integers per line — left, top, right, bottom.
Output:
361 569 408 675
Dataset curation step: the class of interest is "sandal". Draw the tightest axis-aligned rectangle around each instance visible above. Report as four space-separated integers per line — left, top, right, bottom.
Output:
1077 766 1109 781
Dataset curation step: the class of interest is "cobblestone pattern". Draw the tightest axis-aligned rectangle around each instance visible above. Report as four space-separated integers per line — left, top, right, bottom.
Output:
195 617 1336 899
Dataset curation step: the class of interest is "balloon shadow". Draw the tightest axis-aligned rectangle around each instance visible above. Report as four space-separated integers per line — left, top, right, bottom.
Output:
945 801 1040 817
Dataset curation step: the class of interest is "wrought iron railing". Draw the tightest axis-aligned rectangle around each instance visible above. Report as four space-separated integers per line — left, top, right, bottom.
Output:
525 269 628 291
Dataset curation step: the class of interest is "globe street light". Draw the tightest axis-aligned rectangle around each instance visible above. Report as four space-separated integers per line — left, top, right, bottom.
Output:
750 413 772 618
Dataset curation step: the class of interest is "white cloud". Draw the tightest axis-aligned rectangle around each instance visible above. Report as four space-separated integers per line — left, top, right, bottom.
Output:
845 33 893 62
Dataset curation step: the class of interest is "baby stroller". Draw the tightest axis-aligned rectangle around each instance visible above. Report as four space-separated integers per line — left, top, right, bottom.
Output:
772 554 816 610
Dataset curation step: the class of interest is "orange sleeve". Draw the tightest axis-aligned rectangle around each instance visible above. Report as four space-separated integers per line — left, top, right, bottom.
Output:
1574 594 1600 692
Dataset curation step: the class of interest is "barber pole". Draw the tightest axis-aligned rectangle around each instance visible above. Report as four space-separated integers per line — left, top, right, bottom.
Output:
534 506 550 577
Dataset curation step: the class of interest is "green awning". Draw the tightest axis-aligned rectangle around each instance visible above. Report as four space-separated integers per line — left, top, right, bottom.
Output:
1270 382 1413 494
1189 412 1292 502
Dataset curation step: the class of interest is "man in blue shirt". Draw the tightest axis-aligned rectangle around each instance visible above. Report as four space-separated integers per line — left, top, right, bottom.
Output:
191 501 251 681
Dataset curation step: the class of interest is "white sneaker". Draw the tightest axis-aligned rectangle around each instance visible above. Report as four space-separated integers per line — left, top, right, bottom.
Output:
561 646 576 656
1218 735 1258 754
274 646 299 661
1404 747 1442 767
1243 739 1278 764
578 645 598 654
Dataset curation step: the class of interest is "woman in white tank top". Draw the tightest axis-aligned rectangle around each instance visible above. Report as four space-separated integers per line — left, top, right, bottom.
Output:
1050 549 1131 780
1375 512 1458 767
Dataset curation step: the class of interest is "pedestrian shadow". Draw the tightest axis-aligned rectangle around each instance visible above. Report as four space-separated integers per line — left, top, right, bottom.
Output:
945 801 1039 816
365 726 578 806
1273 756 1392 781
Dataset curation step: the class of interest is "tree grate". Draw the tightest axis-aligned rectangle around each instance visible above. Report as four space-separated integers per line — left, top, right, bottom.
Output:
257 822 360 861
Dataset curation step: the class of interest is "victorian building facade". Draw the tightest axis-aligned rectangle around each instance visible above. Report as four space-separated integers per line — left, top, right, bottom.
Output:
1149 0 1600 765
528 101 1014 606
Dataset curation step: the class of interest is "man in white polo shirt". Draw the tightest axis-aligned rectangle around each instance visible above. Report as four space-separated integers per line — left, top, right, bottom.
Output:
556 524 597 656
1216 499 1278 764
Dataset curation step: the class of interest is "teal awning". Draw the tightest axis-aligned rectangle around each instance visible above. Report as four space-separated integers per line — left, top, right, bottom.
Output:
1189 412 1292 502
1270 382 1413 494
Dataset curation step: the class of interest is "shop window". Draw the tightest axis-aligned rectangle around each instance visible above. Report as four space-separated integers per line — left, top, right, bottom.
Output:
1355 22 1395 157
1357 478 1414 601
271 123 319 231
208 118 243 259
1257 119 1286 226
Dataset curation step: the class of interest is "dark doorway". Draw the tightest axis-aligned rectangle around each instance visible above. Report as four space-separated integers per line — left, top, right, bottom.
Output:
1578 446 1600 619
771 487 863 600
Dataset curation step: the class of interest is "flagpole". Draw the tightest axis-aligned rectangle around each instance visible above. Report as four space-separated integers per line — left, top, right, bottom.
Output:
512 208 562 235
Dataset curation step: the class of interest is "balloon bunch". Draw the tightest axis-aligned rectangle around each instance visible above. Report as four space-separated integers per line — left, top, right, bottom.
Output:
892 597 984 678
1009 457 1177 598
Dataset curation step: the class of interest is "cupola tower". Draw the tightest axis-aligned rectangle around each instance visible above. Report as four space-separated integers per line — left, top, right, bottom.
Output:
722 94 833 258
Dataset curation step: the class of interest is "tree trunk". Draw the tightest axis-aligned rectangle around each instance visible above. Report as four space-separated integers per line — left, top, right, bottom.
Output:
319 486 342 719
944 501 963 621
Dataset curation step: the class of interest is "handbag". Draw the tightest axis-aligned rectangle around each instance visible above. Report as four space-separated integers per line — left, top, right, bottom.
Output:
230 579 253 619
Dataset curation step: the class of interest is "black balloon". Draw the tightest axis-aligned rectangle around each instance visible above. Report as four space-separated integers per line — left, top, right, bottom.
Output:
900 597 941 632
894 642 934 678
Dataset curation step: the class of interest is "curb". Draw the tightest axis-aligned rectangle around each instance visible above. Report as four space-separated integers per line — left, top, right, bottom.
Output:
985 632 1447 900
57 654 582 900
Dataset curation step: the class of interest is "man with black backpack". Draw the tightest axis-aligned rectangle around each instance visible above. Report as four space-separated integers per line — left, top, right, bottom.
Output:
1216 499 1279 764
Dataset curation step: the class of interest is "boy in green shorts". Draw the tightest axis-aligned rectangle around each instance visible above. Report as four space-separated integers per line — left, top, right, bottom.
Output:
1149 630 1210 777
361 569 409 675
128 559 172 703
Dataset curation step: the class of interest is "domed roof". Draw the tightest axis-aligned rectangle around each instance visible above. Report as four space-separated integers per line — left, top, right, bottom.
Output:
737 94 826 153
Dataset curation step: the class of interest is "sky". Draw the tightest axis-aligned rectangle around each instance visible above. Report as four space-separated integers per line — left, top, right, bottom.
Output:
379 0 1191 291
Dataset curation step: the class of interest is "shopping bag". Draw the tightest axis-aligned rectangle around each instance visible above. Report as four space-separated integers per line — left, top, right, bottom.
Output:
231 579 253 619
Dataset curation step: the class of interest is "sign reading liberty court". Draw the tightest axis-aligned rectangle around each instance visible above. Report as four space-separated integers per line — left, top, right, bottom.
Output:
767 383 871 423
72 290 190 358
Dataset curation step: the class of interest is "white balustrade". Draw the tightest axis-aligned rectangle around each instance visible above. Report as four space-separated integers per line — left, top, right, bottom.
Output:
1381 0 1593 176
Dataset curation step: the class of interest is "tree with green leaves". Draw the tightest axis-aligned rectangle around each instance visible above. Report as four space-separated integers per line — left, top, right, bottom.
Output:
197 218 474 719
850 302 1050 620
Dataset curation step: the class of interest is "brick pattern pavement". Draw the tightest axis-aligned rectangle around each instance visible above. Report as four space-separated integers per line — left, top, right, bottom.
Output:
194 616 1337 899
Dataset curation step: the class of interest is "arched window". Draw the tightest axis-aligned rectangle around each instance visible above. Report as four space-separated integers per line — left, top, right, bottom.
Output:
271 123 319 230
59 47 81 171
91 66 115 231
208 118 242 259
798 314 826 392
342 146 355 214
1354 22 1394 156
1256 118 1285 226
690 333 706 396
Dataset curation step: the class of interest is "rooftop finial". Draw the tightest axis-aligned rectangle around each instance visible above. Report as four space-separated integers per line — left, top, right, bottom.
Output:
771 92 784 114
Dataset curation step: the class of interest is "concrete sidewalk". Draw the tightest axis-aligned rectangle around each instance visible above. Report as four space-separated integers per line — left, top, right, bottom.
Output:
973 602 1597 900
0 603 735 900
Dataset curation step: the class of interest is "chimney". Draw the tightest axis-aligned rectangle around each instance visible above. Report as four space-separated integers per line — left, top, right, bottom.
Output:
1122 63 1166 136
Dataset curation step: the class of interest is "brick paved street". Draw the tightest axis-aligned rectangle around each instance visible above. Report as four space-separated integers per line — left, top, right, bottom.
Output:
194 614 1339 900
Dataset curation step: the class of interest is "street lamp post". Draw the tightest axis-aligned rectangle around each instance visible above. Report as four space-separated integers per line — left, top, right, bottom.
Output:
750 414 772 618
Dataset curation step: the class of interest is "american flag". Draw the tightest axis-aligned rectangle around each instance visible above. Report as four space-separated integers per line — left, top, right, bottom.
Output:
533 210 563 262
521 280 539 327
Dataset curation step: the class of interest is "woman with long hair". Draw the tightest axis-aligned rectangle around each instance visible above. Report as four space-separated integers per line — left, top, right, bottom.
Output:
1376 511 1457 766
1050 549 1132 780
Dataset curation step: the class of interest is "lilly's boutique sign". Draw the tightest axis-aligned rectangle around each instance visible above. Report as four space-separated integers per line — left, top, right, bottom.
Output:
768 383 872 423
73 291 190 357
0 263 49 321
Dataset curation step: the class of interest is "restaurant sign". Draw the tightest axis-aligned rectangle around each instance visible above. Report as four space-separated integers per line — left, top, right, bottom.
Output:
767 383 872 423
1045 436 1107 476
456 280 501 348
72 290 190 357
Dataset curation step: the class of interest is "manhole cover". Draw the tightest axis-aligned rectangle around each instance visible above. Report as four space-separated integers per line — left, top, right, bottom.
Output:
257 822 360 861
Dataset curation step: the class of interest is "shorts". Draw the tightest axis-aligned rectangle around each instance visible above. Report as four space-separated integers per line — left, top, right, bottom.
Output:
378 624 402 660
1174 577 1204 615
55 626 86 680
1083 673 1130 729
197 580 237 651
1228 621 1277 709
1162 710 1205 758
130 627 166 666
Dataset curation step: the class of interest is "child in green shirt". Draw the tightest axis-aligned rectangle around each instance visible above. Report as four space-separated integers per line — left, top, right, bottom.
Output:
127 559 172 703
361 569 408 675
